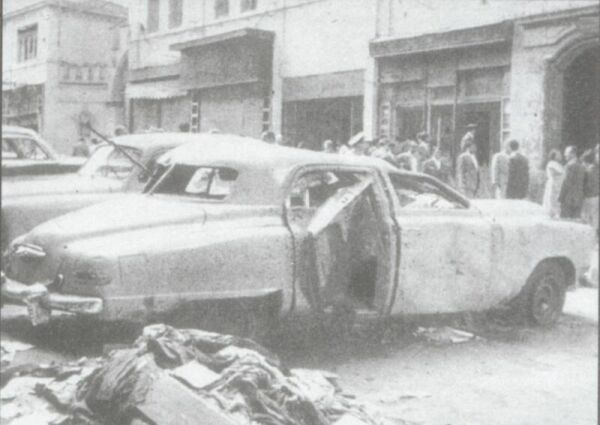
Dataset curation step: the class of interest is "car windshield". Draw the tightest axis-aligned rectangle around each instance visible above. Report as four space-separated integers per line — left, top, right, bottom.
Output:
151 165 238 200
78 145 141 180
2 137 50 160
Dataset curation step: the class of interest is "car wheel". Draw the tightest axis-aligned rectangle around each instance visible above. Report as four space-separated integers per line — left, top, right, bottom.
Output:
525 263 567 326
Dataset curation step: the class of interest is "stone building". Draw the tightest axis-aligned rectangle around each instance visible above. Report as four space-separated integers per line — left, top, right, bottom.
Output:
126 0 375 149
370 0 599 173
2 0 128 153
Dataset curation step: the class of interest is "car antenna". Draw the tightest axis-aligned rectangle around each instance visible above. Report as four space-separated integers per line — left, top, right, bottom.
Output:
85 123 149 174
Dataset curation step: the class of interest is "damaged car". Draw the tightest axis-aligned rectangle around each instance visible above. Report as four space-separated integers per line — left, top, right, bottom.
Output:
1 140 595 336
1 132 237 251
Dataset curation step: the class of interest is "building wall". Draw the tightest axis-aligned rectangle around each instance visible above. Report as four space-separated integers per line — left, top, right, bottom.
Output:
127 0 376 138
377 0 597 39
3 2 128 153
2 4 56 87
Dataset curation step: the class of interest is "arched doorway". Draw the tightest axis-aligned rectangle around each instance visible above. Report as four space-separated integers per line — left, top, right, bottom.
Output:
562 45 599 153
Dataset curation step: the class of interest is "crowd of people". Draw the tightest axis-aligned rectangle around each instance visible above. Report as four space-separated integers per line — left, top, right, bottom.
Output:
71 124 598 231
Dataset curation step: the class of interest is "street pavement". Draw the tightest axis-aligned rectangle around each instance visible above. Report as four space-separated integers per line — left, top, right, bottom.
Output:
1 288 598 425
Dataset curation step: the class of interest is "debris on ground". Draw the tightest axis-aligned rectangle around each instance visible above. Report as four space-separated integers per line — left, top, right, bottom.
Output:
0 324 395 425
1 340 34 368
413 326 482 344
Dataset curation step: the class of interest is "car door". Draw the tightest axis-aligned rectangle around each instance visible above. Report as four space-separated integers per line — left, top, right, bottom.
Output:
284 166 398 318
2 136 59 176
387 172 494 315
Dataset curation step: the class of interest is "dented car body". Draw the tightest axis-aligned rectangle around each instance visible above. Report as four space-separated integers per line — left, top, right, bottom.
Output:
2 139 596 330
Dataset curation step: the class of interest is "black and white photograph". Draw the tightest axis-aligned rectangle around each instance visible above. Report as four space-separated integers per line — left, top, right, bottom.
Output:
1 0 599 424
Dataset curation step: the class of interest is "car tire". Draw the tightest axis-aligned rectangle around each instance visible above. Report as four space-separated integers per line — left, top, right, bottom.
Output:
521 262 567 326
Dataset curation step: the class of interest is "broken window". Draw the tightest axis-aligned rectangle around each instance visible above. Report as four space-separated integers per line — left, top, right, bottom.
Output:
79 145 142 180
152 165 238 200
390 174 466 210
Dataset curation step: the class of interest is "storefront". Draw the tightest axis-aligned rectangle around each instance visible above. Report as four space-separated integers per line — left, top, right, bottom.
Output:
371 22 512 168
2 83 44 132
172 28 274 137
282 70 364 149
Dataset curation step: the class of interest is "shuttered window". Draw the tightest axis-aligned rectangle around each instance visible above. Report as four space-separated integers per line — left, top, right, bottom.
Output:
241 0 257 12
18 25 38 62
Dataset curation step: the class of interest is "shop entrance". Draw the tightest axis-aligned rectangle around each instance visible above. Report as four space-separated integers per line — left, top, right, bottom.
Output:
562 45 600 152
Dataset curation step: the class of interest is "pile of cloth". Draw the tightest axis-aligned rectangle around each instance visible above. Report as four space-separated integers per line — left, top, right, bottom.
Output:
1 324 392 425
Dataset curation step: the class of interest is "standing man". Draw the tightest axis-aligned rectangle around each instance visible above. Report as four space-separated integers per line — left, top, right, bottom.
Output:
422 146 452 184
456 139 479 198
559 145 586 219
72 137 90 157
582 148 599 231
505 140 529 199
490 140 510 198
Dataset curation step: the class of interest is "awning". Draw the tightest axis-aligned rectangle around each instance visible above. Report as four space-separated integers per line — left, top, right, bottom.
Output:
283 70 364 102
370 21 513 58
171 28 274 91
126 80 187 100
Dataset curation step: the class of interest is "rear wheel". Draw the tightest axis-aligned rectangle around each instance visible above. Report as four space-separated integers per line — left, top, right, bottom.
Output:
523 263 567 326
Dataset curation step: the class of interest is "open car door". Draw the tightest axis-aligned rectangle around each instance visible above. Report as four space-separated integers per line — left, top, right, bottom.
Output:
285 168 398 320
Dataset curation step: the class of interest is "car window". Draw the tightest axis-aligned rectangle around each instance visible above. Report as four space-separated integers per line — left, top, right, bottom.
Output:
78 145 141 180
2 137 49 160
151 165 238 200
286 170 368 224
389 174 465 210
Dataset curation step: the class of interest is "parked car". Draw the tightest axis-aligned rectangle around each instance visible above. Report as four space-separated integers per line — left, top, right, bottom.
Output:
1 126 85 177
2 139 595 337
1 132 227 251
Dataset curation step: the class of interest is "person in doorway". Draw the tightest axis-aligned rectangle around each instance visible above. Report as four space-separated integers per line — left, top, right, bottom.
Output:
505 140 529 199
322 139 337 153
542 149 565 217
261 130 276 144
490 140 510 199
582 148 599 232
460 123 477 154
456 139 479 198
72 137 90 158
416 132 430 157
559 145 586 219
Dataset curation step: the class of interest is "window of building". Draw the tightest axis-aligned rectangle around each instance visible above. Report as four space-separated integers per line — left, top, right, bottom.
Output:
18 25 38 62
169 0 183 28
241 0 257 12
215 0 229 18
147 0 160 33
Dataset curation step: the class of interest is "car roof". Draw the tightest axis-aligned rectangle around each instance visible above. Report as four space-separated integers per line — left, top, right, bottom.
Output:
113 132 252 152
161 134 398 173
2 125 40 138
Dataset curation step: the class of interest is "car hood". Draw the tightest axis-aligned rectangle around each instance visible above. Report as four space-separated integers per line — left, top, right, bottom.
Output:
2 174 122 198
471 199 548 217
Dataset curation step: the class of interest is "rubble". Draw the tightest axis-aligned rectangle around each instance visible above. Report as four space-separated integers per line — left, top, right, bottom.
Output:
413 326 482 344
0 324 393 425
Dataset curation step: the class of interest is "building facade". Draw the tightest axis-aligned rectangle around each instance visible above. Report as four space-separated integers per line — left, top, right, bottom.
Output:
2 0 128 153
127 0 375 149
370 0 599 173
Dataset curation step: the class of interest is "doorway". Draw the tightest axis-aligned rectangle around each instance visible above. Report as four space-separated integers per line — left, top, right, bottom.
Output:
455 102 501 167
562 46 600 152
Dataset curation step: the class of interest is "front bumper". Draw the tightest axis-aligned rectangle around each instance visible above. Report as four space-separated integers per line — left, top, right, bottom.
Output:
1 275 103 325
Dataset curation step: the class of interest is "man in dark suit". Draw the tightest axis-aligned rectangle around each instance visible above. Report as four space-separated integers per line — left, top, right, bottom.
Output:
505 139 529 199
559 145 586 219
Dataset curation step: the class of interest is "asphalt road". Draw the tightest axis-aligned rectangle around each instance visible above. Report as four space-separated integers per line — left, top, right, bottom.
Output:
1 288 598 425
